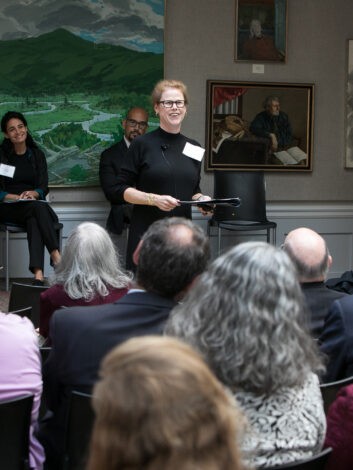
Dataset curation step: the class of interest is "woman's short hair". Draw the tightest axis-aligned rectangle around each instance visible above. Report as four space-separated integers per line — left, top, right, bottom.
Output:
165 241 324 395
53 222 131 300
151 79 189 106
87 336 243 470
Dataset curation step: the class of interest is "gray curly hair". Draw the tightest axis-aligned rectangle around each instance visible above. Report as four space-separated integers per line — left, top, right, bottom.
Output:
165 241 324 395
52 222 131 300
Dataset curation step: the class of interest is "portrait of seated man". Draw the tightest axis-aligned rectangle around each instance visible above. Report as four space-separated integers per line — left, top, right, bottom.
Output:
241 19 284 61
249 95 307 166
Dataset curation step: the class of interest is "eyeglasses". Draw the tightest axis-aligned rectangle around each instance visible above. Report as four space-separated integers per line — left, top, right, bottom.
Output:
158 100 186 108
126 119 148 130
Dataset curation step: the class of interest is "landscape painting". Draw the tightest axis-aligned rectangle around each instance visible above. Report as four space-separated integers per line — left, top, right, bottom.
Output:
0 1 164 186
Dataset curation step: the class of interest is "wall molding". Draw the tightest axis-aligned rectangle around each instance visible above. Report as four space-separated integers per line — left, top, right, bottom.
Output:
3 201 353 279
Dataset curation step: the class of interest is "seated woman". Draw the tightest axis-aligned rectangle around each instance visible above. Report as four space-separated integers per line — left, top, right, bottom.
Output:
87 336 245 470
0 111 61 284
165 241 326 468
0 311 44 469
39 222 131 343
324 383 353 470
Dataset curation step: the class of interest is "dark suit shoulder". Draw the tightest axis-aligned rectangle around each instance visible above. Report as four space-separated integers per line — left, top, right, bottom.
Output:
115 291 176 308
302 282 347 297
51 291 175 330
330 296 353 333
100 139 128 161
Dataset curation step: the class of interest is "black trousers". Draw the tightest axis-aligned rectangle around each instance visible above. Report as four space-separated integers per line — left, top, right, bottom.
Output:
0 201 59 272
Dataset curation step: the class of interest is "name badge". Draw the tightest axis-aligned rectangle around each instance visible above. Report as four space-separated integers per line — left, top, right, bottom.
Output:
0 163 15 178
183 142 205 162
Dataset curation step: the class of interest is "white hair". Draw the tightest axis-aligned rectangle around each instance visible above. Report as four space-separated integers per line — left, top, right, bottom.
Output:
52 222 131 300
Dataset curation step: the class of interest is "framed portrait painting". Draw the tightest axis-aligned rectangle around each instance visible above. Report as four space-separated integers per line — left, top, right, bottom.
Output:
205 80 314 172
235 0 287 62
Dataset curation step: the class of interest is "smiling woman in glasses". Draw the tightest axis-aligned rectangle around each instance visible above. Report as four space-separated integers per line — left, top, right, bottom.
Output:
115 79 211 271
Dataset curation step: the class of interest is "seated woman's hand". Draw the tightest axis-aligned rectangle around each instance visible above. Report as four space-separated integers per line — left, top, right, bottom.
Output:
19 190 39 200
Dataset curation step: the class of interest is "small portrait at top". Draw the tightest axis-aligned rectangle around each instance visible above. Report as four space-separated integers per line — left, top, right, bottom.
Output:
235 0 287 62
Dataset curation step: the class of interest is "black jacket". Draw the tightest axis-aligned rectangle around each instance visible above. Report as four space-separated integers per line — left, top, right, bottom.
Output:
99 139 132 234
0 143 49 199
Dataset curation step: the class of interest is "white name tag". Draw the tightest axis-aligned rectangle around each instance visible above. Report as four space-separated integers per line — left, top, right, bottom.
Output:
0 163 15 178
183 142 205 162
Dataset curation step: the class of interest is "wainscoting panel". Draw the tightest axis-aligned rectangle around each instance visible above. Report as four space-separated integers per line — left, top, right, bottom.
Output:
2 202 353 279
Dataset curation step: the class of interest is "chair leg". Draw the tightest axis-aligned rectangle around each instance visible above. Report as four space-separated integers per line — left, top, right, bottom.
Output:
5 229 9 291
267 227 276 246
217 227 221 256
58 227 63 252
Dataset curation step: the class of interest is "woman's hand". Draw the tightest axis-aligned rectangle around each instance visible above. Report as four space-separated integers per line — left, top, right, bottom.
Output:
153 195 180 211
19 190 39 200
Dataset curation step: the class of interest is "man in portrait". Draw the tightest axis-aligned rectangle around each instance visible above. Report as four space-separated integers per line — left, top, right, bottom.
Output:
250 95 292 152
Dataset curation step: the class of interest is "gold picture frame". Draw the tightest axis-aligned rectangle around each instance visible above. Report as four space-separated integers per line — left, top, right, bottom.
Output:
205 80 314 172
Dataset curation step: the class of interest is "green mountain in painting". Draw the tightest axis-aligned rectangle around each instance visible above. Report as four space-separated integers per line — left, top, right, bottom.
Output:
0 28 163 95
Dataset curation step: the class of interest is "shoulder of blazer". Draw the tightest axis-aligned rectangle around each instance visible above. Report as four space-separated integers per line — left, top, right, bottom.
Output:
30 146 46 166
0 145 8 164
116 291 176 308
102 139 128 158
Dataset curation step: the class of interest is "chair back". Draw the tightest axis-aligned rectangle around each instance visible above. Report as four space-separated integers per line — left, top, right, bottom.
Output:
264 447 332 469
8 306 33 322
63 391 95 470
8 282 48 328
213 170 268 223
320 375 353 414
39 347 52 364
0 394 33 470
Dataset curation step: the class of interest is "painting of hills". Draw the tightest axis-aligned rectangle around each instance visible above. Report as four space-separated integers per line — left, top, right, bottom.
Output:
0 0 164 186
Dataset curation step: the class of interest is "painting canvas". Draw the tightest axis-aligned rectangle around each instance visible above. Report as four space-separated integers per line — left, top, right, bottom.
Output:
235 0 287 62
205 80 314 171
346 39 353 168
0 1 164 186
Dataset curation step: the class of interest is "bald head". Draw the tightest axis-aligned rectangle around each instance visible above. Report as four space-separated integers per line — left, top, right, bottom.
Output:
123 107 149 142
283 227 332 282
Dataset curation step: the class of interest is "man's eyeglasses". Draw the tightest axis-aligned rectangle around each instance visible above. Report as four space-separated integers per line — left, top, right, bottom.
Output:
158 100 186 108
126 119 148 130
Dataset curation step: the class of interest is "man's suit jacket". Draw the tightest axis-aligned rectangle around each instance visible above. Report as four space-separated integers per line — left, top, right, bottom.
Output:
40 291 176 462
319 295 353 383
99 139 131 234
302 282 348 338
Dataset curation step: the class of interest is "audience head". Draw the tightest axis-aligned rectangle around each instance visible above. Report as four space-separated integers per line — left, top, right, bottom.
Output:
122 107 149 142
87 336 243 470
282 227 332 282
151 79 189 107
0 110 37 150
166 241 324 395
53 222 131 300
133 217 210 300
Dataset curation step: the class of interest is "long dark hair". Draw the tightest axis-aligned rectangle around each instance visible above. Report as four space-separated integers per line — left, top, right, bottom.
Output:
0 111 38 154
